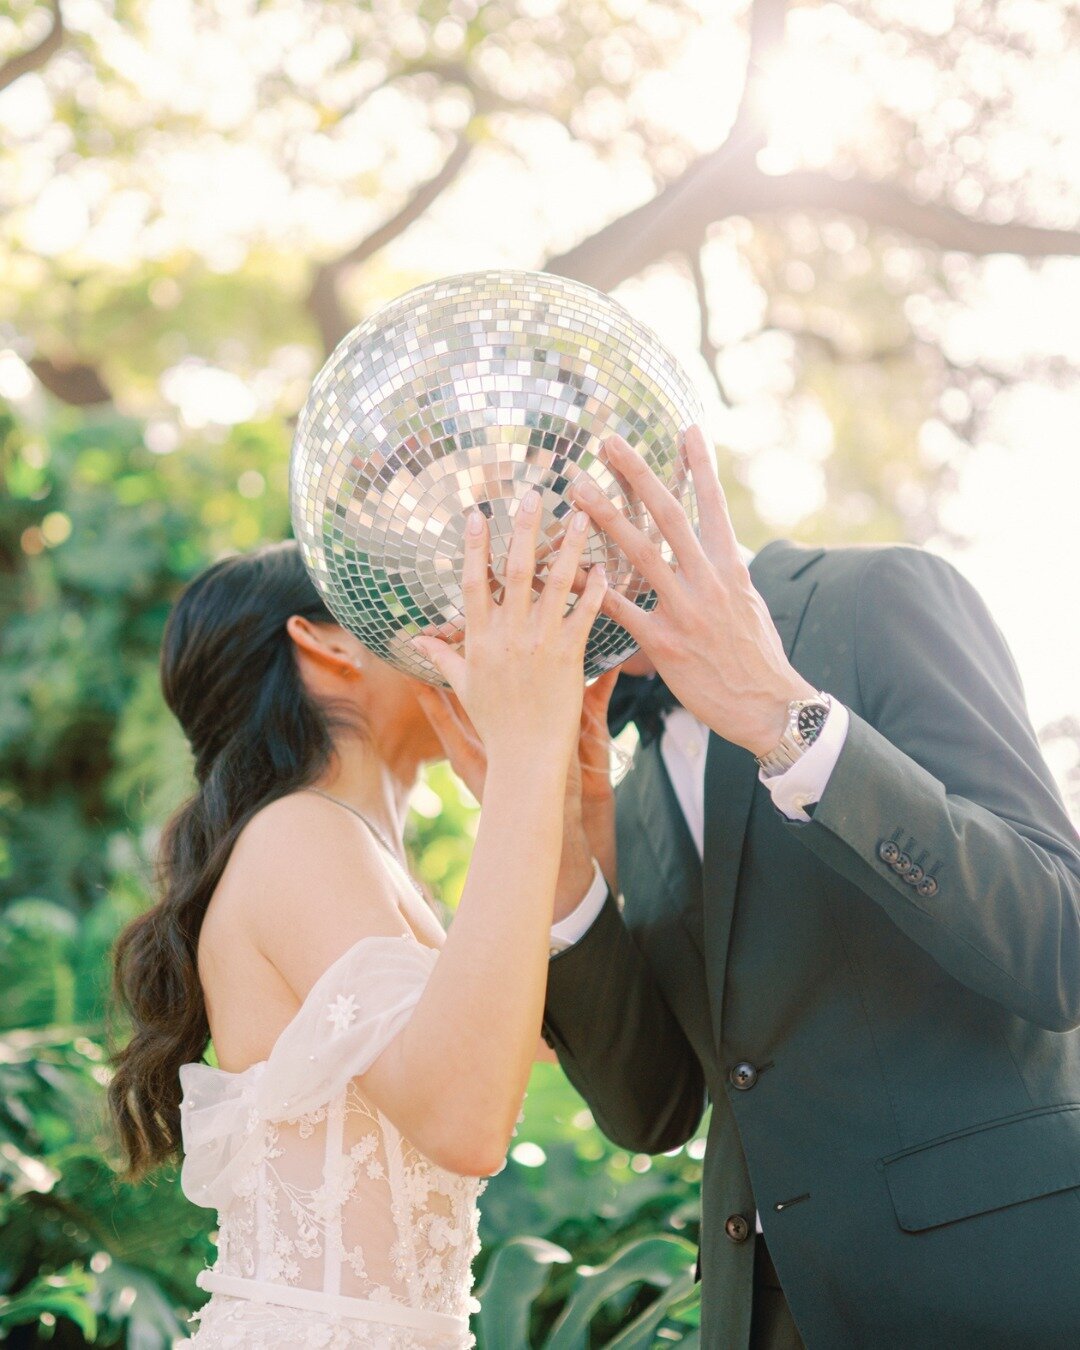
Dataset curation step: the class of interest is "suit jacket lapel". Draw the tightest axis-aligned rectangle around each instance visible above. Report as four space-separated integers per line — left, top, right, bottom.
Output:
701 541 824 1045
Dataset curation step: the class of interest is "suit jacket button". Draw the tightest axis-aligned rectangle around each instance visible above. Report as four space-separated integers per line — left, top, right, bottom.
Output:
917 876 939 898
903 863 924 885
878 840 900 865
725 1214 751 1243
891 852 912 875
729 1061 758 1091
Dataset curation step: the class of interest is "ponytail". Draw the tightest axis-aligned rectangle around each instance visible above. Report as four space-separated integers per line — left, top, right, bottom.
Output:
109 543 352 1175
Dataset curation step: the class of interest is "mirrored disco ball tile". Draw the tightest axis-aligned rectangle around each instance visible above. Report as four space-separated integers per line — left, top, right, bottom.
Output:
290 269 706 685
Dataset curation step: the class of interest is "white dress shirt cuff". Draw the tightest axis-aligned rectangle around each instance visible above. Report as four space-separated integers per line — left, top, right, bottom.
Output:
760 698 850 823
549 859 609 954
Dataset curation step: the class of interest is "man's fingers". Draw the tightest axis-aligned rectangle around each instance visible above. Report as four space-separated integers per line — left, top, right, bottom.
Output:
502 488 543 616
582 666 619 723
460 508 493 631
682 424 739 564
438 688 480 743
597 586 651 646
570 474 680 604
601 435 705 577
416 686 469 747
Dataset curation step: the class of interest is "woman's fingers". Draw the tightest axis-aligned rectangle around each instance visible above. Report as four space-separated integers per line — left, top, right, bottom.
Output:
411 635 467 696
460 508 493 632
565 560 608 644
539 508 592 623
502 488 543 617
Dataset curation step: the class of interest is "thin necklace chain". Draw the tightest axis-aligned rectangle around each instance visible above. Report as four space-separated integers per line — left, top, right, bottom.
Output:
304 788 425 899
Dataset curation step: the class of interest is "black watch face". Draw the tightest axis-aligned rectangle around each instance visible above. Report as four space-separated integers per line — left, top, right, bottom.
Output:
797 703 828 743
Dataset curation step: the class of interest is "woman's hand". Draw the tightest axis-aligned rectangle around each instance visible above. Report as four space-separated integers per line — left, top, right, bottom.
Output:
411 493 608 768
418 665 621 907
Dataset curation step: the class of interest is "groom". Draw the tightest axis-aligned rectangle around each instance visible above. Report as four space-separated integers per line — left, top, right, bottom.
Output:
542 429 1080 1348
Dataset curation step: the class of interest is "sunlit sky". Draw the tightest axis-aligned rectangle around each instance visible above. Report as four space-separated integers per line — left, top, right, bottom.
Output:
2 0 1078 786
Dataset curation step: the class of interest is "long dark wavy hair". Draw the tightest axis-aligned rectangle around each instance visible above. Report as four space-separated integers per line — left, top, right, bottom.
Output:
109 541 354 1177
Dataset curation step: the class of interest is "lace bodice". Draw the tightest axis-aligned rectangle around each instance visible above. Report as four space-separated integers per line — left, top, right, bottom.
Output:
179 935 485 1348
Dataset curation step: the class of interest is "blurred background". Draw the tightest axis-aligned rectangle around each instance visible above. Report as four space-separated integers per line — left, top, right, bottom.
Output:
1 0 1078 1344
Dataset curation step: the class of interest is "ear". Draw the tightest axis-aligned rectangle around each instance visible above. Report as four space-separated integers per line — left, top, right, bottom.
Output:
286 615 362 680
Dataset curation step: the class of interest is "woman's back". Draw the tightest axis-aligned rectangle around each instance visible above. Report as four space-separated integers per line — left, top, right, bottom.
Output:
195 791 443 1073
181 795 481 1348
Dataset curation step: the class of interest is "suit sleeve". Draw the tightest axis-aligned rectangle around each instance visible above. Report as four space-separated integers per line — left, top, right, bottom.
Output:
792 546 1080 1031
542 893 707 1153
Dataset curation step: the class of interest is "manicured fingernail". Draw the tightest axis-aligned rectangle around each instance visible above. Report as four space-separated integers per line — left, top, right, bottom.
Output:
467 509 484 535
595 565 607 584
575 476 599 497
521 489 541 515
571 509 589 533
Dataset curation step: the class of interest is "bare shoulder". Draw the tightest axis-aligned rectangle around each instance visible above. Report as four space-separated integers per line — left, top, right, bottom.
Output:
213 790 410 1000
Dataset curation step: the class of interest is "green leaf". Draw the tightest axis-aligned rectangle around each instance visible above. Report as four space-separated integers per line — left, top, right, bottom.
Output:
95 1261 190 1350
545 1235 698 1350
476 1236 571 1349
0 1264 97 1338
603 1274 699 1348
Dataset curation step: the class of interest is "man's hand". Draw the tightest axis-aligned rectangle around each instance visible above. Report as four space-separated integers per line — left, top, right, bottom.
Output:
414 685 485 803
574 668 618 898
570 426 816 758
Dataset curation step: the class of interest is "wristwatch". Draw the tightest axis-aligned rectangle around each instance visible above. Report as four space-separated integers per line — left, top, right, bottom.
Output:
756 692 833 778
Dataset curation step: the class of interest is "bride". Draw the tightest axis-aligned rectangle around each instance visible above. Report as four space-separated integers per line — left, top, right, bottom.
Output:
108 493 608 1347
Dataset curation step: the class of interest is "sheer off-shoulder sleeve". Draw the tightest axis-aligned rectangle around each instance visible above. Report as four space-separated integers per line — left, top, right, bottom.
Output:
180 935 440 1210
254 934 439 1122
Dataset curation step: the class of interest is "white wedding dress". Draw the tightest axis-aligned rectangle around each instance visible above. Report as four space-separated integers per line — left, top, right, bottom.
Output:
178 932 485 1348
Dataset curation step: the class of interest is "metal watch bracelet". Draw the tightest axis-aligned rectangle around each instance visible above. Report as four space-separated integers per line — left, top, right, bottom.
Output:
755 692 833 779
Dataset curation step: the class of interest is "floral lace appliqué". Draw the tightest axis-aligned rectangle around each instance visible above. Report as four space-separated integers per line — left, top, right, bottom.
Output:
326 994 360 1035
181 940 494 1348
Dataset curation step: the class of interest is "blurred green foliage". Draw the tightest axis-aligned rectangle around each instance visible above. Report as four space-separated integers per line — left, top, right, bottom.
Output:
2 0 1076 1339
0 399 704 1345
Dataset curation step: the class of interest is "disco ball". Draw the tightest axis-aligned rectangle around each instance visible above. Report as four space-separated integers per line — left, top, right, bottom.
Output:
290 269 705 685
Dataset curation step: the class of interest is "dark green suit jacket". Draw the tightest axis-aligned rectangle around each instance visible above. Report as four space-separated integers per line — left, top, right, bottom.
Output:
543 540 1080 1349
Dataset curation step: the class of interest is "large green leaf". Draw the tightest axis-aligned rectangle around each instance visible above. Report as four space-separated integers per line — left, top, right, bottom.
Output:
94 1261 190 1350
604 1277 700 1348
0 1264 97 1339
475 1237 571 1349
545 1235 697 1350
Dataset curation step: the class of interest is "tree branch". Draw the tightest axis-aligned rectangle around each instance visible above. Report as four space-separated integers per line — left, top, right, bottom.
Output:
726 0 788 148
307 132 473 352
687 247 729 403
28 355 111 406
0 0 63 94
546 157 1080 293
754 170 1080 258
762 318 912 366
